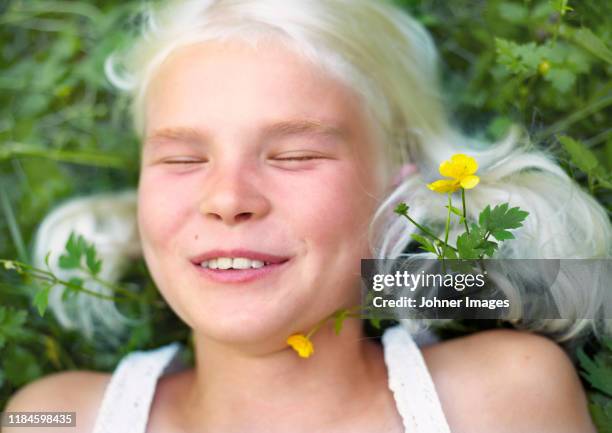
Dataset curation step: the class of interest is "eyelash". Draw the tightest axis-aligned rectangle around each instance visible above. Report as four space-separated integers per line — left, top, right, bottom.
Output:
274 156 321 161
162 159 204 164
162 156 322 163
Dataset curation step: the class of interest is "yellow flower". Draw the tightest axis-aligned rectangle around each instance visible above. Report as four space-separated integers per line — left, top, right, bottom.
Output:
538 60 551 75
286 333 314 358
427 153 480 193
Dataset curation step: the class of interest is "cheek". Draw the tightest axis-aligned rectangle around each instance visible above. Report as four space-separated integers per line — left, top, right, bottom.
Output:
285 163 376 251
137 169 194 252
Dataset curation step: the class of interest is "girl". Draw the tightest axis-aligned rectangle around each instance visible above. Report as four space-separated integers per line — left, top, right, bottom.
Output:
6 1 609 432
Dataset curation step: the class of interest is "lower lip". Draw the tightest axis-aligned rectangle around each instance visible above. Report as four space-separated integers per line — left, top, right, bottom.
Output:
193 260 290 284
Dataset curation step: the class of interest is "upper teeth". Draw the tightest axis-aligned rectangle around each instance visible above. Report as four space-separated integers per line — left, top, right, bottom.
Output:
201 257 269 269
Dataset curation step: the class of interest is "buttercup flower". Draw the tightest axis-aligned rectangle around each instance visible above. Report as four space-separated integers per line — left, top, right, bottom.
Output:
427 153 480 193
538 60 551 75
286 333 314 358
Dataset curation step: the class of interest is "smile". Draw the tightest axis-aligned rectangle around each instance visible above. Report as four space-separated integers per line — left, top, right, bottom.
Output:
193 258 291 284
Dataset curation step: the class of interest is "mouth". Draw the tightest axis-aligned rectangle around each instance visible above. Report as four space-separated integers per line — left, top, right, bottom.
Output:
190 249 292 284
193 258 291 284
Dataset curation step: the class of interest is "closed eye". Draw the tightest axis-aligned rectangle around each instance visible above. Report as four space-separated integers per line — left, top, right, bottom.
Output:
162 158 206 164
273 156 323 161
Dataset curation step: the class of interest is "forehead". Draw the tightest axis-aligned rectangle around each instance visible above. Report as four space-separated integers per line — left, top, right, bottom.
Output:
144 39 374 142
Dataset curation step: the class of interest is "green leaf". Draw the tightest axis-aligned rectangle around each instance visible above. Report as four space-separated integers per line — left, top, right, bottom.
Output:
58 254 80 269
76 236 87 257
410 233 437 255
479 203 529 234
445 205 463 217
545 68 576 93
369 316 381 330
59 232 83 269
498 2 528 23
572 28 612 66
85 245 102 276
65 232 78 256
491 230 515 241
605 138 612 171
456 223 500 259
588 398 612 433
578 348 612 397
487 116 513 140
456 225 485 259
0 307 28 350
479 205 491 227
333 309 348 335
2 345 43 387
33 285 51 316
443 247 458 260
496 38 530 74
480 240 499 257
495 38 545 75
559 135 600 173
549 0 573 15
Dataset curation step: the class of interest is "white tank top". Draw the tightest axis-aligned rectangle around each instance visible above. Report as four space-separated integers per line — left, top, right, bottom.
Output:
91 324 451 433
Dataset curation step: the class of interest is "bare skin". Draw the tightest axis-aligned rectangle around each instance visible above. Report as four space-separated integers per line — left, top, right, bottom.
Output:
3 40 596 433
4 327 595 433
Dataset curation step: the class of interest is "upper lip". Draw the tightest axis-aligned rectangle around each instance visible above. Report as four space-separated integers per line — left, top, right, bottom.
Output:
191 249 291 265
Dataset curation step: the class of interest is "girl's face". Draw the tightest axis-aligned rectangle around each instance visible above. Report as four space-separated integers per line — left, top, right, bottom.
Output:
138 40 386 346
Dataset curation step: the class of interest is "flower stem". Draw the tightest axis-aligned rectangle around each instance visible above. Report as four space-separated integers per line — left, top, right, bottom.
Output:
461 188 470 234
398 211 458 252
306 315 329 339
78 265 141 301
2 259 135 303
442 193 452 267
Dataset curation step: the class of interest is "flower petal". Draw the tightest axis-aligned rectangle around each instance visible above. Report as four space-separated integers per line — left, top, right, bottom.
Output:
440 154 479 178
439 159 462 179
286 334 314 358
460 175 480 189
453 153 478 175
427 179 460 193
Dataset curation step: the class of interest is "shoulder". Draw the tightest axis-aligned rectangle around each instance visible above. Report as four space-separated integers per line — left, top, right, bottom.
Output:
420 328 596 433
3 370 111 433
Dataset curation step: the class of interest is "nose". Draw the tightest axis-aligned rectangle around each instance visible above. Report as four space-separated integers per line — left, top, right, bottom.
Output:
198 160 271 225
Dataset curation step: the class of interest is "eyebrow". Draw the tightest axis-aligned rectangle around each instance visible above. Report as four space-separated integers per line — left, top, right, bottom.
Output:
144 119 347 148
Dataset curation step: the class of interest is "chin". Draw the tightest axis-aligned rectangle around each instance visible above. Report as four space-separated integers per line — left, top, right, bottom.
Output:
188 307 294 347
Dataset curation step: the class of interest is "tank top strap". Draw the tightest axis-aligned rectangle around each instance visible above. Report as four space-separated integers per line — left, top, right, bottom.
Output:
91 342 182 433
382 324 452 433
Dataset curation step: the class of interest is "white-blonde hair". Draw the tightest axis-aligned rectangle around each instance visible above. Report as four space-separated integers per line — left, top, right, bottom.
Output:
34 0 611 345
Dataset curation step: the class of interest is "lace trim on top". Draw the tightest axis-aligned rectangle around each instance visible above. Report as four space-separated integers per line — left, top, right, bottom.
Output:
382 324 452 433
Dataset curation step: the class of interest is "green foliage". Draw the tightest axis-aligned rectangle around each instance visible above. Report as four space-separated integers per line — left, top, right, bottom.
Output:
478 203 530 241
32 284 51 316
399 200 529 260
0 0 611 429
388 3 612 423
410 233 437 254
578 340 612 431
559 135 612 192
0 307 28 351
58 232 102 275
457 203 529 260
333 309 348 335
456 224 495 259
578 340 612 397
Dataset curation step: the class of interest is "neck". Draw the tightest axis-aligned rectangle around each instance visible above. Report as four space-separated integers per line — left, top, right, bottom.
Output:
180 320 385 433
